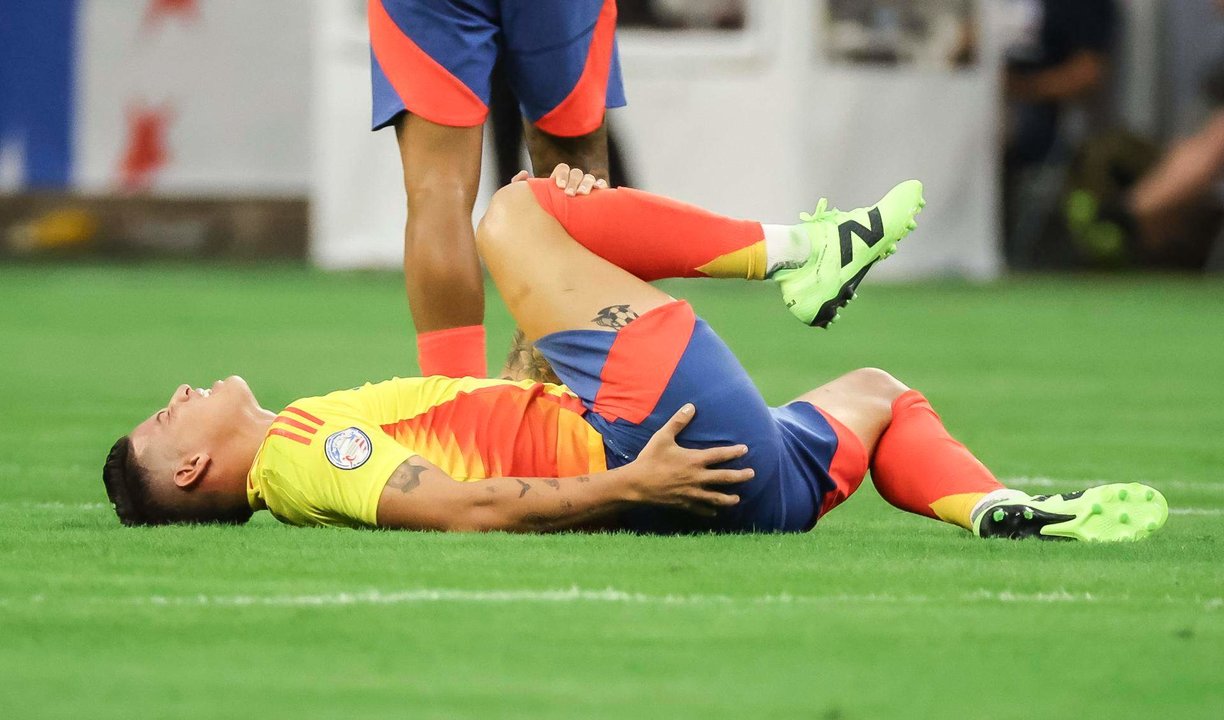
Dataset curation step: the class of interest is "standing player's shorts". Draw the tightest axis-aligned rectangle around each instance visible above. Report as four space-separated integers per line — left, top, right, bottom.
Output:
369 0 626 136
534 301 870 534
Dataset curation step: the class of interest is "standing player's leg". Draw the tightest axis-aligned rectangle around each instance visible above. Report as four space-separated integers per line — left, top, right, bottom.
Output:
393 116 486 377
790 370 1169 542
369 0 498 378
503 0 623 182
524 123 611 183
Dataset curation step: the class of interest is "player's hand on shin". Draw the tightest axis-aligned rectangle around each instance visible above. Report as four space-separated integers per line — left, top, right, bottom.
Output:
509 165 606 195
549 163 608 196
626 404 751 517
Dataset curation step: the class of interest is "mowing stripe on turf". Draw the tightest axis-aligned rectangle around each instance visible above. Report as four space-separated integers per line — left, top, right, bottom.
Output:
5 588 1220 610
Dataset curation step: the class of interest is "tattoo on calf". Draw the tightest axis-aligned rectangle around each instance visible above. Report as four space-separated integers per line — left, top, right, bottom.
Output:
516 479 532 498
592 304 639 330
388 463 427 494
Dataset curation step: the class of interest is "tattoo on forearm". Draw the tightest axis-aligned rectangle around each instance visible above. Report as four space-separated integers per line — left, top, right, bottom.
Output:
388 463 426 494
516 479 531 498
575 475 591 483
560 499 574 511
544 479 560 490
592 305 639 330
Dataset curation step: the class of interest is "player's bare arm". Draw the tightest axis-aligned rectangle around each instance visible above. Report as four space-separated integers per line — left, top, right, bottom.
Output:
376 404 750 532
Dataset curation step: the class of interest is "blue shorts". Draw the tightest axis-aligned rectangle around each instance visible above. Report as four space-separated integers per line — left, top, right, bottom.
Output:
369 0 626 136
534 301 869 534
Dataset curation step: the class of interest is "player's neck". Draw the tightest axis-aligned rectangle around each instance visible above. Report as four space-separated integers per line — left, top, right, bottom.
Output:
236 408 277 470
212 408 276 479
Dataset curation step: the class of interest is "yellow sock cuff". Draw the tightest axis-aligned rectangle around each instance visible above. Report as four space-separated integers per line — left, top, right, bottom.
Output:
695 241 769 280
930 492 989 531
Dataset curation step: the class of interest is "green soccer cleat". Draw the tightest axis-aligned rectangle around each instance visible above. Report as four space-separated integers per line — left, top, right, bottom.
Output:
775 180 925 328
972 483 1169 542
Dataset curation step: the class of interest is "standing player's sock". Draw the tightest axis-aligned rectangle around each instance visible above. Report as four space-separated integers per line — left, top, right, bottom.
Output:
869 390 1005 530
416 325 487 378
527 179 807 281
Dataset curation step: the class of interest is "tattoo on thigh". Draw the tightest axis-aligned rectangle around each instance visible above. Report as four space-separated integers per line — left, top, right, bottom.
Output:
388 463 427 494
592 305 639 330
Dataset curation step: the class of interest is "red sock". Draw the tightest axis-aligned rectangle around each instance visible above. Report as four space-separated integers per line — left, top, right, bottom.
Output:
870 390 1005 529
416 325 486 378
527 178 771 280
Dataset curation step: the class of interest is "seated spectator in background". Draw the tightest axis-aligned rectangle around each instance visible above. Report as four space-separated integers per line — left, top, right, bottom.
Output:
1063 1 1224 269
1001 0 1119 265
1003 0 1118 167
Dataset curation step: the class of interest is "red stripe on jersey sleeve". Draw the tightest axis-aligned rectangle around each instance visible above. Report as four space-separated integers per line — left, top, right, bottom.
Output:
269 428 313 445
274 415 319 435
283 406 324 426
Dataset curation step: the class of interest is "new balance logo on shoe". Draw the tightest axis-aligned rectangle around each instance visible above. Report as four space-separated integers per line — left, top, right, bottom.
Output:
838 207 884 267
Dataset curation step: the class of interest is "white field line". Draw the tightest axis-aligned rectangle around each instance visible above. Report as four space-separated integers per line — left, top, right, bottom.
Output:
1004 477 1224 494
17 502 110 510
4 587 1219 610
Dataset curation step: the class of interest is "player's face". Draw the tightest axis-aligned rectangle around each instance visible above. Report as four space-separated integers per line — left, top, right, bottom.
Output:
128 376 261 462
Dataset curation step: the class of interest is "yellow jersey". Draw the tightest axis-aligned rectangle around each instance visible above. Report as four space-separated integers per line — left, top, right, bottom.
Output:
245 377 608 528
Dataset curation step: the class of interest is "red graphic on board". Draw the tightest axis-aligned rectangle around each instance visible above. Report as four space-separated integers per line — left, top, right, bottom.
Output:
142 0 199 30
119 104 175 191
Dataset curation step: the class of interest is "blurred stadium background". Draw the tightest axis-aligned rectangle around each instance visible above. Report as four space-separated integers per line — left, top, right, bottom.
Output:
5 0 1222 273
2 1 1223 718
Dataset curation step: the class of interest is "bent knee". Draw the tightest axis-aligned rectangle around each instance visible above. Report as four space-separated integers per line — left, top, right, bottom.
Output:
843 368 909 404
476 182 539 256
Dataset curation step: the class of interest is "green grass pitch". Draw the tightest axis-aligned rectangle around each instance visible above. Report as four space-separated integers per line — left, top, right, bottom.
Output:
1 265 1222 719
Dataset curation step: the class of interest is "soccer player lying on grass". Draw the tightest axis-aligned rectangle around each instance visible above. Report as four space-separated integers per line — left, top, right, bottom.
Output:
102 165 1169 541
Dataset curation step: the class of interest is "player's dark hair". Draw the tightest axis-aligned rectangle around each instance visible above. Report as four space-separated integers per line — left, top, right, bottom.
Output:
102 436 252 526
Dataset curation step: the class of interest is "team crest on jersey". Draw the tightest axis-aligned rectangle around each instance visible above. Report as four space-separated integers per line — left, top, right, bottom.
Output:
324 427 372 470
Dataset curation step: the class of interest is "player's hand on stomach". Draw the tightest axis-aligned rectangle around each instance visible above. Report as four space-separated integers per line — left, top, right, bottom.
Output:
625 404 752 517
